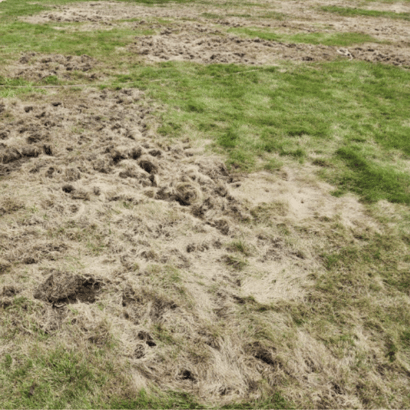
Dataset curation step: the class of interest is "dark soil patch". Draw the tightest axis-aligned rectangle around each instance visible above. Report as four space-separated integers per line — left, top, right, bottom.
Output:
34 272 102 305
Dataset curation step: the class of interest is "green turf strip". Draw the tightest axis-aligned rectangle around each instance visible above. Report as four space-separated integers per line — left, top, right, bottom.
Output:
321 6 410 21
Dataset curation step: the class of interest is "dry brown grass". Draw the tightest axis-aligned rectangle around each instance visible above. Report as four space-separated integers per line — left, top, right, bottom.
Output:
1 86 409 408
1 0 410 407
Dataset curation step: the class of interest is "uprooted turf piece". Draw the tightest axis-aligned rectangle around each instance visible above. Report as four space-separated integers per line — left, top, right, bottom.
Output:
34 272 102 305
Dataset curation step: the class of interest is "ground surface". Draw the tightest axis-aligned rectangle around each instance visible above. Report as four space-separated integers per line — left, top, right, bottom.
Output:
1 0 410 408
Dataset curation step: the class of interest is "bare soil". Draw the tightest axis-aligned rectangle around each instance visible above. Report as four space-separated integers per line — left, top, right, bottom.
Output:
131 27 410 66
11 52 98 82
130 27 340 65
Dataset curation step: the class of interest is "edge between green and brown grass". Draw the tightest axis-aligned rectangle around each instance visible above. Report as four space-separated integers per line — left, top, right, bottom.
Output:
109 60 410 205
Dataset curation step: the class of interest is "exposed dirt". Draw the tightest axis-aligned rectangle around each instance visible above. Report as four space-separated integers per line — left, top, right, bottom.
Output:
34 272 102 305
130 27 341 65
10 52 98 82
274 0 410 42
22 1 204 24
131 26 410 66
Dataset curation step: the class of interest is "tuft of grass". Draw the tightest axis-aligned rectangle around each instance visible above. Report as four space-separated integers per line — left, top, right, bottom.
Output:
250 201 289 224
321 6 410 21
226 240 253 256
201 12 220 19
256 11 285 20
0 76 41 98
222 254 249 270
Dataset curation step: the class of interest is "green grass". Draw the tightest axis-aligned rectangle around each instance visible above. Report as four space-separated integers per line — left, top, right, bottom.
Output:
107 389 203 409
0 347 203 409
0 298 118 409
222 392 292 409
0 22 152 59
333 147 410 203
229 27 380 46
111 60 410 204
321 6 410 21
0 76 43 98
310 227 410 383
227 240 253 256
1 346 111 408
